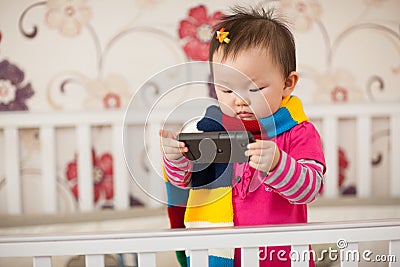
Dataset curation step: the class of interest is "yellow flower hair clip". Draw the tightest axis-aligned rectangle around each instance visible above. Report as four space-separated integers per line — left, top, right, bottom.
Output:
216 28 230 44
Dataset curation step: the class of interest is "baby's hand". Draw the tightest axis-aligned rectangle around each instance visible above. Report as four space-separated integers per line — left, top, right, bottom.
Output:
245 140 280 173
159 129 188 161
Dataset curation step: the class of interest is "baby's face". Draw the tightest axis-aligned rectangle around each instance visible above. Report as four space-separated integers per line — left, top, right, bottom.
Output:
212 47 290 120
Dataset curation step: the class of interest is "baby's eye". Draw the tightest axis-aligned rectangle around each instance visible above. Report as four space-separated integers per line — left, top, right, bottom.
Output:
249 87 266 92
215 85 233 93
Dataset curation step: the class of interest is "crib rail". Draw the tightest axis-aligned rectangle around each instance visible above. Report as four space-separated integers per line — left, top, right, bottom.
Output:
1 102 400 214
304 103 400 198
0 219 399 267
2 110 131 214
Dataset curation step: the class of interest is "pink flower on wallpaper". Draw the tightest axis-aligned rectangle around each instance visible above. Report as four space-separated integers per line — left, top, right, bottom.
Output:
279 0 322 32
66 149 114 203
314 69 364 102
318 147 352 196
338 147 349 188
84 73 132 110
45 0 92 37
179 5 224 61
0 60 34 111
331 86 348 102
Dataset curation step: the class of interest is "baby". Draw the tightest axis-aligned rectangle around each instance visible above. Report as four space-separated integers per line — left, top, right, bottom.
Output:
160 6 326 267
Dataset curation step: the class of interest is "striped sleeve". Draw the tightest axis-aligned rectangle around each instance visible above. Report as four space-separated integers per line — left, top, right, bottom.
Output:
265 150 324 204
163 156 193 188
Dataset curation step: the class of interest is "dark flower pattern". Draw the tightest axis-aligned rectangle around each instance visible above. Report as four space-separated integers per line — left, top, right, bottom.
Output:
66 149 114 203
0 60 34 111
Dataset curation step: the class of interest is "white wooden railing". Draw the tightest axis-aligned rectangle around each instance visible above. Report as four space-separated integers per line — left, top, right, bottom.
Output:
0 219 399 267
304 102 400 198
2 110 134 214
1 102 400 214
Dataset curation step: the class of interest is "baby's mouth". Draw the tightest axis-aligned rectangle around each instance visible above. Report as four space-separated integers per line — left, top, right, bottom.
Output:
237 111 255 119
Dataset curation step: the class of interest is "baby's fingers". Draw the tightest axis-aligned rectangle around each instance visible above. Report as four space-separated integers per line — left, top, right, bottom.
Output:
162 144 188 154
248 154 273 173
159 130 186 147
159 129 176 139
247 139 274 149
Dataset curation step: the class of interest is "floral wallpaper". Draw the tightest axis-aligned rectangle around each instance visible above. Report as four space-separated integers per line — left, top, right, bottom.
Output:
178 5 224 61
45 0 92 37
66 149 114 207
0 59 34 111
0 0 398 109
278 0 399 103
0 0 399 212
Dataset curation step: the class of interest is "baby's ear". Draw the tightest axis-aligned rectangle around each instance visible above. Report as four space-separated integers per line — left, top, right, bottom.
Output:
283 71 299 97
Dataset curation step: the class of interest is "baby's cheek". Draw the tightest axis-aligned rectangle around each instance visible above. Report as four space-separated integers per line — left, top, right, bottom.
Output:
252 105 273 118
219 104 236 117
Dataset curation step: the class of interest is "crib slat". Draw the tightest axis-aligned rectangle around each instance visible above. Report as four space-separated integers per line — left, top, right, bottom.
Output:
291 245 310 267
137 252 156 267
76 124 94 211
33 256 52 267
4 127 22 214
112 123 129 210
340 242 358 267
322 116 339 197
241 247 259 267
389 240 400 267
40 126 57 213
85 254 104 267
356 115 372 197
190 250 209 267
390 114 400 197
145 121 164 207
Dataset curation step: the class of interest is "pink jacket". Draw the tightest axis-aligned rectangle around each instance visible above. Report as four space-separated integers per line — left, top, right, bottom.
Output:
163 121 326 267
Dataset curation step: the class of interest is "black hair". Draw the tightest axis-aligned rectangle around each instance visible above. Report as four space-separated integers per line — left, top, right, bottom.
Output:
209 6 296 78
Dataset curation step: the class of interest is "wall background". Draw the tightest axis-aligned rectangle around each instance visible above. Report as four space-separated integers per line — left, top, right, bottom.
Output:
0 0 399 212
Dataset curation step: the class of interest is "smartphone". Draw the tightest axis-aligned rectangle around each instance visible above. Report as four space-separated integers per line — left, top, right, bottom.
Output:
177 131 255 163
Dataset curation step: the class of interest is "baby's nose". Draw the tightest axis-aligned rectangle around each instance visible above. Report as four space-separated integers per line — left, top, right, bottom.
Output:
234 94 249 106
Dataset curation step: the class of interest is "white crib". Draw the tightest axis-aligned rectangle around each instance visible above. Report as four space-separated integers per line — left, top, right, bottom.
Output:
0 102 400 266
1 219 400 267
